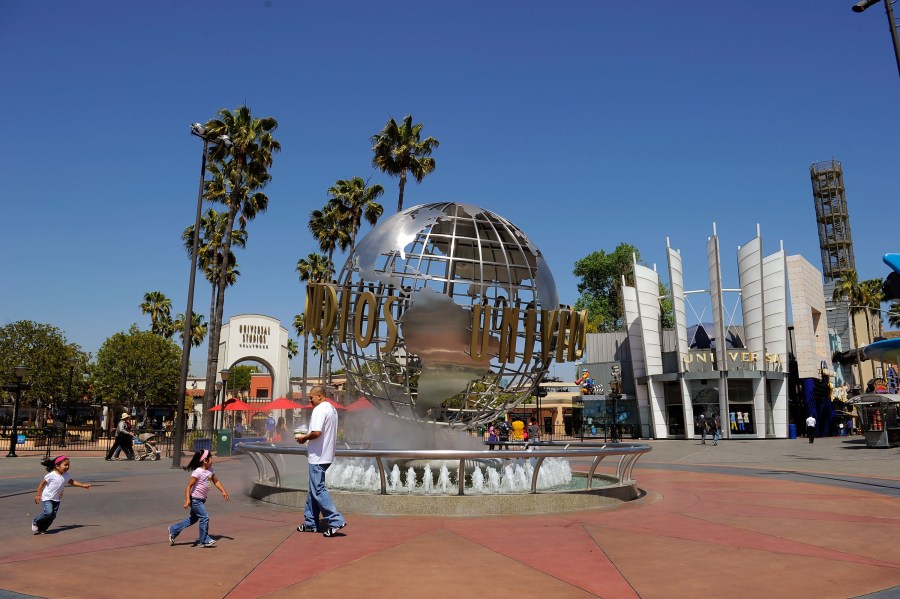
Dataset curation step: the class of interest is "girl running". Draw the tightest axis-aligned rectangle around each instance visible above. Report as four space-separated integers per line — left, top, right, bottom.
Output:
32 455 91 534
167 449 229 547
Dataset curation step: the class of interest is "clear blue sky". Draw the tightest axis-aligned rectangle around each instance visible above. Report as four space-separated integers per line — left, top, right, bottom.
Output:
2 1 898 377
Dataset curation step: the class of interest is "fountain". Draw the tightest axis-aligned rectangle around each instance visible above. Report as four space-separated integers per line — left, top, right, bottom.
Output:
242 202 650 514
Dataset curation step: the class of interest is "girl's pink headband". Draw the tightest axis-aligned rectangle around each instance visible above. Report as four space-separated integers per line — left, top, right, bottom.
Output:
201 449 209 461
54 455 68 465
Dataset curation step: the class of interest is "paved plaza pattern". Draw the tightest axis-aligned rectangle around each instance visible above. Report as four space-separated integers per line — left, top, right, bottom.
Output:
0 437 898 599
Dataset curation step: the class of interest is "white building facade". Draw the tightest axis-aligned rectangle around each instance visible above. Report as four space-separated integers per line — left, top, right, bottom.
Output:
586 226 794 439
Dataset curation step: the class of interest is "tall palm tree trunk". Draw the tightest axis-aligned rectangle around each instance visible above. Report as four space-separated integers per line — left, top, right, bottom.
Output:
301 332 309 401
397 170 407 213
204 170 243 431
852 311 861 391
201 266 220 431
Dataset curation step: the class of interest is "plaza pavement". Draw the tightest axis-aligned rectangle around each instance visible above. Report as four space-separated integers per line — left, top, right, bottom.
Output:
0 436 898 599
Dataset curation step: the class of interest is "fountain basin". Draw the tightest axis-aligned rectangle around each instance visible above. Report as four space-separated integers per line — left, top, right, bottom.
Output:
238 442 651 515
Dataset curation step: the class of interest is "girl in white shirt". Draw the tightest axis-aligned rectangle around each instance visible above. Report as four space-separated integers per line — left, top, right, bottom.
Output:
32 455 91 534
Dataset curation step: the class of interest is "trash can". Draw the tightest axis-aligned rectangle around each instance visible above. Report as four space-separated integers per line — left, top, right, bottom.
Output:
788 423 797 439
193 437 212 453
216 429 232 456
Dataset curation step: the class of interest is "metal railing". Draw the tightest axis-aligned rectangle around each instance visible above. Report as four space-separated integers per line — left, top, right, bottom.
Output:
237 440 651 496
0 426 208 456
470 423 638 443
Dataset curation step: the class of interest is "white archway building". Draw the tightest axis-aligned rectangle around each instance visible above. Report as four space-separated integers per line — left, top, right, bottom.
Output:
216 314 292 399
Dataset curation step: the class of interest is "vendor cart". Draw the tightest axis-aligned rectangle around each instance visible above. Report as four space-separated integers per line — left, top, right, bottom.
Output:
846 394 900 448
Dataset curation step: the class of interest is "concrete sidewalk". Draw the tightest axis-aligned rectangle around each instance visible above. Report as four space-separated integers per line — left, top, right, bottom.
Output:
1 436 898 598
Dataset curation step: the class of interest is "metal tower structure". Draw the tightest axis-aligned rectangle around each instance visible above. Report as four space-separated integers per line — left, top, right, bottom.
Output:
810 159 855 282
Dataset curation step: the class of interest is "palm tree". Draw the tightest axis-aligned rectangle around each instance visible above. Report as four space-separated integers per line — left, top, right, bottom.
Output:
859 278 885 342
293 313 308 400
833 270 865 389
140 291 174 338
296 253 332 398
174 311 208 347
370 115 440 213
308 203 350 273
286 338 298 360
889 303 900 328
183 208 247 375
296 253 333 283
326 177 384 251
199 105 280 419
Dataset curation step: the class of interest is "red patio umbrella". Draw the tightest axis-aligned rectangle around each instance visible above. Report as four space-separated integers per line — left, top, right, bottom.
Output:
207 398 255 412
262 397 304 411
346 397 373 412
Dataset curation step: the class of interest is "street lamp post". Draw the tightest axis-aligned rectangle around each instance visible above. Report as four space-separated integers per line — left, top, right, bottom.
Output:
852 0 900 81
609 365 622 443
5 365 30 458
59 357 77 450
172 123 230 468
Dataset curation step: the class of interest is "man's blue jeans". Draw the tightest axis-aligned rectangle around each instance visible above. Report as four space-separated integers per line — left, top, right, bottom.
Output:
304 462 345 530
33 500 59 532
169 498 211 543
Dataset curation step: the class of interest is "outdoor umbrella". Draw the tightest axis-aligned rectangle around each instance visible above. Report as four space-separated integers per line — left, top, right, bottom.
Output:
346 397 373 412
207 398 256 411
262 397 304 411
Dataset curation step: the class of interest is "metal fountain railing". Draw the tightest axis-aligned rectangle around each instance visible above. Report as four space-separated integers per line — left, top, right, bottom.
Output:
236 441 651 496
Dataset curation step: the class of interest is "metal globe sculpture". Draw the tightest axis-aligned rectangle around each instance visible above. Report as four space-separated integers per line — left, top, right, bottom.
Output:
305 202 585 427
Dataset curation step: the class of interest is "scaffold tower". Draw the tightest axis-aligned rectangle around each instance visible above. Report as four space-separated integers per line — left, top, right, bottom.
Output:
810 159 855 282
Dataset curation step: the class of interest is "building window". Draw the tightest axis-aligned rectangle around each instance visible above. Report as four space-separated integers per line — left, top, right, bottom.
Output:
727 380 755 434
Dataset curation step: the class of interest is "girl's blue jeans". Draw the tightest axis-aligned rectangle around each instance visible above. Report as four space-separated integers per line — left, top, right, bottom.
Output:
169 497 211 543
33 500 60 532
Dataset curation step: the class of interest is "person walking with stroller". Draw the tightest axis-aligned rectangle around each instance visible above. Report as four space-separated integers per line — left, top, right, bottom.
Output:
295 385 347 537
105 413 135 460
167 449 229 547
32 455 91 534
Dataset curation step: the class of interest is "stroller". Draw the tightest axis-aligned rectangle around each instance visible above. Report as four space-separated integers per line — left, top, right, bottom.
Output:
136 432 161 461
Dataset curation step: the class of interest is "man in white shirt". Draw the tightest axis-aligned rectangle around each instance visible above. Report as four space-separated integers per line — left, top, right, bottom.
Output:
805 414 817 444
295 386 347 537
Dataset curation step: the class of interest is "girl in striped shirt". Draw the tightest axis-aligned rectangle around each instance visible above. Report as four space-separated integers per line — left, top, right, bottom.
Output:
167 449 229 547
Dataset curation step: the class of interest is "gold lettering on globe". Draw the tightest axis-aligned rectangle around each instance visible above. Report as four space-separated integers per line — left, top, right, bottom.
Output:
305 282 586 364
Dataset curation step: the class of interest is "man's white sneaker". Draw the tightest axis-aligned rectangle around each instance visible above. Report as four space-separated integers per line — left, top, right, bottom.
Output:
323 522 346 537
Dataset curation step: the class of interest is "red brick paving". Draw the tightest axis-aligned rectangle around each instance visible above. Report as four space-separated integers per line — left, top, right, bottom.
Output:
0 455 898 598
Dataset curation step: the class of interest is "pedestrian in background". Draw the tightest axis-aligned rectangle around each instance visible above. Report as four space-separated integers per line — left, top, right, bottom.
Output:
487 422 498 450
105 413 135 460
526 419 541 444
167 449 229 548
32 455 91 534
805 414 817 443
